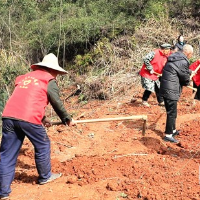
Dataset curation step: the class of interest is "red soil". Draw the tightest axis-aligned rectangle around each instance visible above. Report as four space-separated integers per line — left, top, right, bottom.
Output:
7 86 200 200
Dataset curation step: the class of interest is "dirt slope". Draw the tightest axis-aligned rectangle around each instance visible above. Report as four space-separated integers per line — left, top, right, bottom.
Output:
6 86 200 200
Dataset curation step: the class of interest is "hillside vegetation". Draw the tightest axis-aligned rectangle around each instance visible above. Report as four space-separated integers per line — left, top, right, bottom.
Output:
0 0 200 112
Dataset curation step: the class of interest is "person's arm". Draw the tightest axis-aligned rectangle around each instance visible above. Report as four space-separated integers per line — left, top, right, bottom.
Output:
47 79 72 125
175 63 191 86
143 51 155 72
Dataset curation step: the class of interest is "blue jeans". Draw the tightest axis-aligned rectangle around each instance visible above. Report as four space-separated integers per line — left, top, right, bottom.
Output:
0 119 51 197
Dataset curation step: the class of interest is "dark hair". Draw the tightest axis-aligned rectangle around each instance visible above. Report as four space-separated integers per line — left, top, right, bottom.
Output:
177 35 184 42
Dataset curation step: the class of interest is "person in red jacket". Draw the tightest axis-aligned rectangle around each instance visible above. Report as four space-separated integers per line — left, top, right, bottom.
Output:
0 53 75 199
139 43 171 107
189 59 200 101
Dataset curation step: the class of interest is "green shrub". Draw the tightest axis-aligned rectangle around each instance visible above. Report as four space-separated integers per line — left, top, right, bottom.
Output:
0 51 28 114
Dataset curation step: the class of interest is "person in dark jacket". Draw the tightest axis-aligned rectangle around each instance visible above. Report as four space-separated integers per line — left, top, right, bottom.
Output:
0 53 75 199
174 35 186 51
160 44 194 143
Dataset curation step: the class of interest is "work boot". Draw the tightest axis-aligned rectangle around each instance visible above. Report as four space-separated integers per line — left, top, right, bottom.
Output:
39 173 62 185
142 101 150 107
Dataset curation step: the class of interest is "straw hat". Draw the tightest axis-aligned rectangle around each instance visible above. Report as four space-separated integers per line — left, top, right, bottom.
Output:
31 53 67 74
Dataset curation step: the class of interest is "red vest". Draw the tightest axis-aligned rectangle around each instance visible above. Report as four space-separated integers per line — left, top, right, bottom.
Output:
189 60 200 86
2 70 54 124
139 49 168 81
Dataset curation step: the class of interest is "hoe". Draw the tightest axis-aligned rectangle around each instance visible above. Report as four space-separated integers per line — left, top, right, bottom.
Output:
51 115 148 136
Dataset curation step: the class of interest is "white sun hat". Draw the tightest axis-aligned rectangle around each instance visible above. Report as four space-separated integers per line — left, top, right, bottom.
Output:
31 53 67 74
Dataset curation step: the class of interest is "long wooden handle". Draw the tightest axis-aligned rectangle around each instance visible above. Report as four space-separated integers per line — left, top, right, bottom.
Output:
153 72 162 77
153 72 197 91
75 115 147 124
51 115 147 125
186 85 197 91
194 64 200 73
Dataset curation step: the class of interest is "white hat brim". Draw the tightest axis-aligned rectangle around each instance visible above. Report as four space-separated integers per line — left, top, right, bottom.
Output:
31 53 68 74
31 62 68 74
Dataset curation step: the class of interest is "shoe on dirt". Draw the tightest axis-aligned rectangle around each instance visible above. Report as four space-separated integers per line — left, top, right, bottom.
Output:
172 130 180 137
142 101 150 107
39 173 62 185
158 102 165 106
0 195 9 200
163 136 179 143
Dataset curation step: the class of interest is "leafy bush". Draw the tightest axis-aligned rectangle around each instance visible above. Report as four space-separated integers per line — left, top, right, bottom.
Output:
0 0 199 106
0 50 28 114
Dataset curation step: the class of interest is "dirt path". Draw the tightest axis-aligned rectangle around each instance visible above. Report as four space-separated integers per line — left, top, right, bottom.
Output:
4 87 200 200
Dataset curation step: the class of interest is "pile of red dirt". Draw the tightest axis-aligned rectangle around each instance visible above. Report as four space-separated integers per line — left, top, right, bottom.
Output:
5 86 200 199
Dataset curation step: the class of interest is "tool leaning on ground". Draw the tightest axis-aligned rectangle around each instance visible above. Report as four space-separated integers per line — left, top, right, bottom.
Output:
51 115 148 136
153 71 197 92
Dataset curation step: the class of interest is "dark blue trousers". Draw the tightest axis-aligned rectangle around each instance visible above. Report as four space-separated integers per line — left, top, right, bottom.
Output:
0 119 51 197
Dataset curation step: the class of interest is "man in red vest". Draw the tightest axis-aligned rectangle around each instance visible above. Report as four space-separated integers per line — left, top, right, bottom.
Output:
189 59 200 101
0 53 75 199
139 43 171 107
